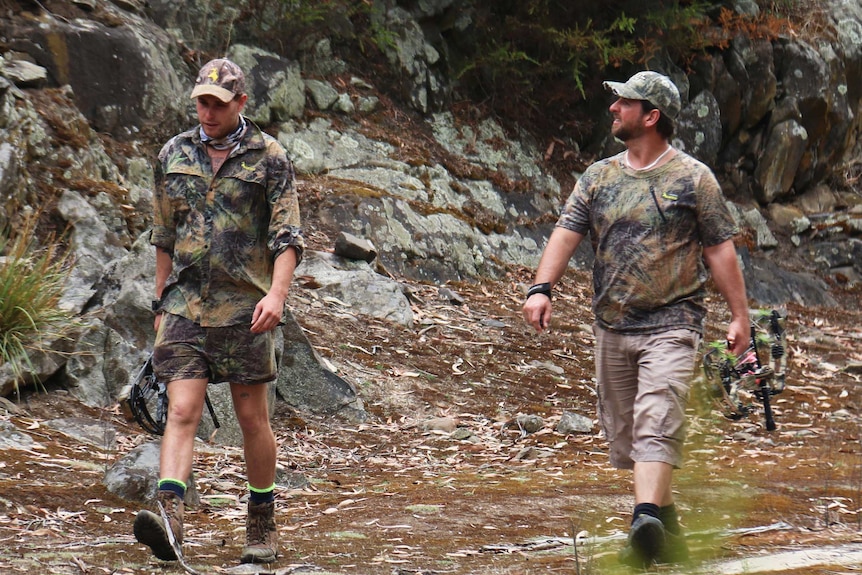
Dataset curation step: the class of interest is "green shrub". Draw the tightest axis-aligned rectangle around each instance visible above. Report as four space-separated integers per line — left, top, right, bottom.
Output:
0 221 75 391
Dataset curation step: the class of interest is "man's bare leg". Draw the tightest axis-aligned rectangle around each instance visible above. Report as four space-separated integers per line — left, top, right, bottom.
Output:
633 461 674 506
230 382 276 488
134 378 208 560
231 382 278 564
627 460 688 565
160 378 209 482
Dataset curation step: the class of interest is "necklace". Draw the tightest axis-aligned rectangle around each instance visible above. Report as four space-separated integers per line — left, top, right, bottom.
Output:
625 145 673 171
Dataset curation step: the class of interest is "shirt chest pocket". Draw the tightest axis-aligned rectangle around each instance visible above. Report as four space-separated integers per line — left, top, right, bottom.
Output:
222 157 268 186
164 165 209 216
219 160 270 211
650 184 696 225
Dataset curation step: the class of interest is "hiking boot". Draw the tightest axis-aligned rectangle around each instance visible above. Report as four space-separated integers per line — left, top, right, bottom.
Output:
618 513 665 569
133 491 184 561
240 500 277 564
657 529 690 564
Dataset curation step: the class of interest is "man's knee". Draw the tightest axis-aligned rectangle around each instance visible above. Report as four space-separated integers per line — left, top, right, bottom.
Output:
237 410 273 436
167 398 206 428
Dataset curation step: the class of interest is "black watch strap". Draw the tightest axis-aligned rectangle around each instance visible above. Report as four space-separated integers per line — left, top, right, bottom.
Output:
151 299 163 312
526 282 552 300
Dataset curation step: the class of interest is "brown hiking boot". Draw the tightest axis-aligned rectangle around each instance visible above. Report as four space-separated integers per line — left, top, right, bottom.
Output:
240 500 277 563
133 491 184 561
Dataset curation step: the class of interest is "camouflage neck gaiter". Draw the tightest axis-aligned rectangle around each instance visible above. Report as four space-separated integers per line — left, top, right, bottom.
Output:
200 115 247 151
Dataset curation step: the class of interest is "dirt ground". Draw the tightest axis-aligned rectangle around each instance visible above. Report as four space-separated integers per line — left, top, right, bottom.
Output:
2 262 862 575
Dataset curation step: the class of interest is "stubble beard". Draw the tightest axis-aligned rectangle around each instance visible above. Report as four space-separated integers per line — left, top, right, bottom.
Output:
611 121 637 143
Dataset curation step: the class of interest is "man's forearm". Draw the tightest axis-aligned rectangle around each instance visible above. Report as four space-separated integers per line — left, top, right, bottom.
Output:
269 247 298 300
155 247 173 299
533 228 585 287
703 240 748 319
703 239 751 354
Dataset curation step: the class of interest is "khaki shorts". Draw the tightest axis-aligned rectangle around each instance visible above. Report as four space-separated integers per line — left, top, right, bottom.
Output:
594 326 700 470
153 313 277 385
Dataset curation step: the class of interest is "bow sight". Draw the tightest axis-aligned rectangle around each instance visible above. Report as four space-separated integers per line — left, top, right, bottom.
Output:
701 309 787 431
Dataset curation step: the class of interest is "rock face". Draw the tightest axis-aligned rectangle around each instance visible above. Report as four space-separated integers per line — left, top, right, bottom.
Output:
1 0 862 412
276 310 366 424
3 6 188 138
226 44 306 125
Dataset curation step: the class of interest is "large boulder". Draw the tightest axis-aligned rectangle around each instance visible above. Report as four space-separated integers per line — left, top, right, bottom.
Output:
724 35 777 130
754 120 809 203
675 89 723 166
1 6 188 139
773 37 854 193
276 310 366 423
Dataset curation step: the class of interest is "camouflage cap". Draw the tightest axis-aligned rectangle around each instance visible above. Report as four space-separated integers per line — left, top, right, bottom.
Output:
190 59 245 103
603 71 681 120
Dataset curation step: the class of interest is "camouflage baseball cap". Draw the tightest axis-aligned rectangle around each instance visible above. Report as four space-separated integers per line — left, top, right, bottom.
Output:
603 71 681 119
190 58 245 103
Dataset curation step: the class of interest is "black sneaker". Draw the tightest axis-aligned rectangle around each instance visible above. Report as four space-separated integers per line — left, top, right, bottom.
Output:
618 513 665 569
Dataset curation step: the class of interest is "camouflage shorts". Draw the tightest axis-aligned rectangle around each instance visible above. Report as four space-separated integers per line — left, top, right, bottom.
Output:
153 313 277 385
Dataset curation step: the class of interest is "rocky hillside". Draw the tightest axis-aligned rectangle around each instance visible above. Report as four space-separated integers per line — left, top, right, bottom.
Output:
0 0 861 423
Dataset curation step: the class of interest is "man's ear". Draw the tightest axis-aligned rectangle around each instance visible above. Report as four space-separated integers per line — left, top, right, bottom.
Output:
643 108 661 127
236 93 249 111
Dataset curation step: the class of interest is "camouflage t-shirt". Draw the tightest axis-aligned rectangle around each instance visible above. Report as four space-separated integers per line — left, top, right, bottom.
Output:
556 150 738 334
150 118 305 327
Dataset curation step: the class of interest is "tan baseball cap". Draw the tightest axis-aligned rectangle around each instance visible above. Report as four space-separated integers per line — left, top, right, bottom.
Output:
603 71 681 119
190 59 246 103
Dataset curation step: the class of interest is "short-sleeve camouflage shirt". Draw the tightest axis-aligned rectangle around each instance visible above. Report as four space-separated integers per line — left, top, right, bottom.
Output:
556 150 738 334
150 118 305 327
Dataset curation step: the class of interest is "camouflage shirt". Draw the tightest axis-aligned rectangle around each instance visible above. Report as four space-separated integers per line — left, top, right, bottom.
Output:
556 150 738 334
150 117 304 327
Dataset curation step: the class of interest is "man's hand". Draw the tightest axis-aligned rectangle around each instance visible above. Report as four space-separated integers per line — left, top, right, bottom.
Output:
252 248 297 333
523 294 552 333
726 315 751 357
251 293 285 333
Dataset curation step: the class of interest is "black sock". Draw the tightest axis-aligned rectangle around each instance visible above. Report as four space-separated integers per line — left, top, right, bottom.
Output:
632 502 661 524
659 504 681 535
249 485 275 504
158 479 186 499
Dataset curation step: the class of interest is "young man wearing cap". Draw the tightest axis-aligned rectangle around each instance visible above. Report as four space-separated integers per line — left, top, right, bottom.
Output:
133 58 304 564
523 70 749 568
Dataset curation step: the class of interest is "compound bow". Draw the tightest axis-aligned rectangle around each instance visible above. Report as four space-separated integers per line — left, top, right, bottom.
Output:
701 309 787 431
126 353 220 435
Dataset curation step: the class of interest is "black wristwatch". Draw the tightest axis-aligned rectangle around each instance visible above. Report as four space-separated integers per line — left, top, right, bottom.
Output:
151 299 163 313
526 282 552 300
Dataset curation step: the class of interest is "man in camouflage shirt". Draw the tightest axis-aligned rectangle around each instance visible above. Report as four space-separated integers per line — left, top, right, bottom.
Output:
523 71 749 568
134 58 304 565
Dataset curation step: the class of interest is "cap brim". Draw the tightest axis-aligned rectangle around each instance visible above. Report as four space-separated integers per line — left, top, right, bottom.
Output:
190 85 235 103
603 80 643 101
